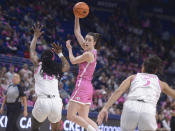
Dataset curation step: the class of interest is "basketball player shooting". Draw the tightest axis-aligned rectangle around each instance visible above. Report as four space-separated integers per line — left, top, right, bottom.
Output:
30 22 70 131
97 56 175 131
66 2 101 131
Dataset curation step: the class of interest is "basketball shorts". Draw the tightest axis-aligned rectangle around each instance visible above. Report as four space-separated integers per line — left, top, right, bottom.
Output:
32 96 63 123
120 100 157 131
70 78 93 105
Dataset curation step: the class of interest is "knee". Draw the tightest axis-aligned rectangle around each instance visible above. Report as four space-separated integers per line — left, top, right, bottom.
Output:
79 114 88 121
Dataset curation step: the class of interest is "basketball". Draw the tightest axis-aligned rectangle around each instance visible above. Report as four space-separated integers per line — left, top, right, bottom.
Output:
73 2 89 18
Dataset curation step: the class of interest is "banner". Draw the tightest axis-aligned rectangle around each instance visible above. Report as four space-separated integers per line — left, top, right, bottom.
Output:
0 110 127 131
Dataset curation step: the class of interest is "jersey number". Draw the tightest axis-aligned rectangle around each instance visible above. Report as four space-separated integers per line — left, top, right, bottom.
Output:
43 73 54 80
143 78 151 86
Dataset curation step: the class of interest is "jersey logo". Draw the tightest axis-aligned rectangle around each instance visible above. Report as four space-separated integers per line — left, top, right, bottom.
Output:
143 78 151 86
76 97 80 100
143 80 151 86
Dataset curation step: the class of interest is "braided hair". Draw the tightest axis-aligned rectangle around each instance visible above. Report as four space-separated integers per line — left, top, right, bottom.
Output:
40 49 62 79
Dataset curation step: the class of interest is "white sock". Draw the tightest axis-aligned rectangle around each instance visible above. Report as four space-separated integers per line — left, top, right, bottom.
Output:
87 125 96 131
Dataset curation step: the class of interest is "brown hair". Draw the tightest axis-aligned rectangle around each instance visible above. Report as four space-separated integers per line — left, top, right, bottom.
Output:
87 32 101 49
143 55 163 74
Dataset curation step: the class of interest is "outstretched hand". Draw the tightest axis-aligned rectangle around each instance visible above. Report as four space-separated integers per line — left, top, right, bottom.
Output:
32 22 44 38
52 42 62 54
97 108 108 125
66 40 72 50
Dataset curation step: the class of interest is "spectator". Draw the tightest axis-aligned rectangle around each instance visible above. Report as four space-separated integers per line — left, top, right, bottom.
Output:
170 101 175 131
19 64 32 78
5 65 15 83
0 1 174 129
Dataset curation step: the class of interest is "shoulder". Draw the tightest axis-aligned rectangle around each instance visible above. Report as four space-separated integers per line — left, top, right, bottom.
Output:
83 51 94 57
8 84 13 87
122 75 136 84
17 84 22 90
17 84 23 91
82 51 94 60
34 62 42 73
17 85 26 96
128 75 136 81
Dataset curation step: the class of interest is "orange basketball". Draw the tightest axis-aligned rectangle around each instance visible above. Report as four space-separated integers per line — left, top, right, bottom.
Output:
73 2 89 18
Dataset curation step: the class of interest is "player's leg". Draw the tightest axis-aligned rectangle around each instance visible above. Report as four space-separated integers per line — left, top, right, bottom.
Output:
51 121 62 131
31 115 43 131
138 103 157 131
138 112 157 131
120 101 140 131
67 101 96 131
120 113 138 131
78 104 99 130
31 98 49 131
48 98 63 131
139 130 154 131
120 127 135 131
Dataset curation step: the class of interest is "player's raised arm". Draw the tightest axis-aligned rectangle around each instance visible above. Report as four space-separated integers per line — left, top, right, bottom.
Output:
74 17 85 49
97 75 135 125
161 81 175 98
66 40 93 64
30 22 43 66
52 42 70 72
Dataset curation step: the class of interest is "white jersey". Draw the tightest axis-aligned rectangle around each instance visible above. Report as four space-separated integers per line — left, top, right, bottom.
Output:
34 62 60 97
127 73 161 107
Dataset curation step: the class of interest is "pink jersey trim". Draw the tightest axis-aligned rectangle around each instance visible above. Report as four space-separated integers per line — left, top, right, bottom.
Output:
90 49 96 63
71 78 82 99
72 62 90 100
143 80 151 86
34 64 41 74
80 62 90 77
70 99 91 105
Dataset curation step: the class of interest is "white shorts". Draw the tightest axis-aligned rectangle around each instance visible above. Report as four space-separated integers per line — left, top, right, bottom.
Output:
32 96 63 123
121 100 157 131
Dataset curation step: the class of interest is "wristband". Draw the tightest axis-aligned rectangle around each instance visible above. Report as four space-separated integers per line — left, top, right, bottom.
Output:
58 52 63 58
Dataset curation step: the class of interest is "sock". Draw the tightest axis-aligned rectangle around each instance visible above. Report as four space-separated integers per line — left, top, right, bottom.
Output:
87 125 96 131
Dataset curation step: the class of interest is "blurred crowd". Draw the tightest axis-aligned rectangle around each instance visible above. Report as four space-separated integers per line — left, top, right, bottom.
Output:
0 0 175 130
